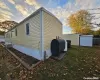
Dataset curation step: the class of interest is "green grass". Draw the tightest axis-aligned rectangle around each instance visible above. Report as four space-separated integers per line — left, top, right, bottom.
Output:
0 45 100 80
32 46 100 80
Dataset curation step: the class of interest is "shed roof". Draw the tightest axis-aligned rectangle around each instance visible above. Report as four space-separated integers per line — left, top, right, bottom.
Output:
6 7 62 33
80 35 93 37
63 34 80 35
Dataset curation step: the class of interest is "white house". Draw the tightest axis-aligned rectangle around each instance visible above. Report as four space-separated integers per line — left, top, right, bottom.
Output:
0 35 5 42
5 7 63 60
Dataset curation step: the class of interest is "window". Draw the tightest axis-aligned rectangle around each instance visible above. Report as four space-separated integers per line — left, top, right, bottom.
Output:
15 28 17 36
26 23 29 35
11 32 12 38
7 33 10 38
6 33 8 38
8 32 10 38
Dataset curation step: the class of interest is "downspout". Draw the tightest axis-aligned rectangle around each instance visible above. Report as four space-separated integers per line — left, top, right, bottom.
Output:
40 9 44 60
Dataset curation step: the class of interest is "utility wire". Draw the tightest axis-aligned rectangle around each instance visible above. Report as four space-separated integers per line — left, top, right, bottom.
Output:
90 23 100 26
87 8 100 10
90 13 100 15
92 17 100 19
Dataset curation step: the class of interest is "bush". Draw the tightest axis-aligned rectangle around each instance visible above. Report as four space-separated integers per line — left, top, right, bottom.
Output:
0 31 5 35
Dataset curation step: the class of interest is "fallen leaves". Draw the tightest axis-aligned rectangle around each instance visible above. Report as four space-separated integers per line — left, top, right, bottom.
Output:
63 73 67 76
0 45 100 80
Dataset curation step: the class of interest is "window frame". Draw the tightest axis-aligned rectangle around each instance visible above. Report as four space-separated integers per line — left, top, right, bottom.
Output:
15 28 17 36
11 31 12 38
26 23 30 35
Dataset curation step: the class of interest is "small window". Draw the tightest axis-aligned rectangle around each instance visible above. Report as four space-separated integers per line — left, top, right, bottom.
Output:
6 33 8 38
7 33 8 38
26 23 29 35
15 28 17 36
8 33 10 38
11 32 12 38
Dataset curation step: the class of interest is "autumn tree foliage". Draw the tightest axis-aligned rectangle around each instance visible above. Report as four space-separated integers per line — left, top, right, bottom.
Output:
0 31 5 35
68 10 92 34
94 29 100 36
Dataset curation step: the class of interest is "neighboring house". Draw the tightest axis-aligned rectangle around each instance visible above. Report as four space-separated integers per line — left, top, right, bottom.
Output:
0 35 5 42
5 7 62 60
63 34 93 47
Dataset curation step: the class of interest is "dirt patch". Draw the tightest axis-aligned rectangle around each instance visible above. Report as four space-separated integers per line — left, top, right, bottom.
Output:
0 44 43 80
0 45 21 79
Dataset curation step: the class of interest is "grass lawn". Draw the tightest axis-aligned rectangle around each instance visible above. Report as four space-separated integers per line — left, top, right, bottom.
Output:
0 45 100 80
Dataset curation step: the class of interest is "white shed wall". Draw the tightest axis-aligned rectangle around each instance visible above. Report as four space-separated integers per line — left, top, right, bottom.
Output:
80 35 93 47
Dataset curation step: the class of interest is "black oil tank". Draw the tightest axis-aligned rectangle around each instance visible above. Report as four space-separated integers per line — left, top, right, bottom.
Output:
51 39 65 56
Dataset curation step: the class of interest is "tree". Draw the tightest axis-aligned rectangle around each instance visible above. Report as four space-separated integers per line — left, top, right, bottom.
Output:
68 10 92 34
94 29 100 36
0 31 5 35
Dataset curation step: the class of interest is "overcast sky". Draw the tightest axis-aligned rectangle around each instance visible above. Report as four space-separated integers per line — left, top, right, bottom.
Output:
0 0 100 34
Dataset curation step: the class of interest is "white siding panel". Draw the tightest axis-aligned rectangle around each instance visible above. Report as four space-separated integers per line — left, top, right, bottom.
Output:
43 11 62 58
63 34 80 45
5 31 12 44
0 36 5 42
5 12 41 60
10 13 41 49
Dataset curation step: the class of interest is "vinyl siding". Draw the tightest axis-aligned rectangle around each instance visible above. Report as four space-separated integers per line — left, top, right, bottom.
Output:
5 9 62 59
6 13 41 50
43 11 62 50
63 34 80 45
5 31 12 43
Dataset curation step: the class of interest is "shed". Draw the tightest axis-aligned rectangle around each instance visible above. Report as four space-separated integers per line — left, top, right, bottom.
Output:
63 34 93 47
79 35 93 47
5 7 62 60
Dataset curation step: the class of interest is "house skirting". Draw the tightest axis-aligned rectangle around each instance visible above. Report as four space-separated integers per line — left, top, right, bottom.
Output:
12 44 42 60
0 38 5 42
45 49 52 59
